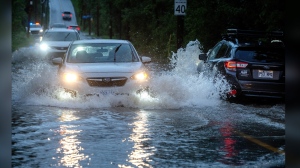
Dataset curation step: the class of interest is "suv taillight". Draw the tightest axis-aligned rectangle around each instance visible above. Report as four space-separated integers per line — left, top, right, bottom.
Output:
224 61 248 71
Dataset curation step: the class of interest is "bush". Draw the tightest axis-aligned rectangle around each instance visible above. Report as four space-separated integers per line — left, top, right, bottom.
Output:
12 31 34 51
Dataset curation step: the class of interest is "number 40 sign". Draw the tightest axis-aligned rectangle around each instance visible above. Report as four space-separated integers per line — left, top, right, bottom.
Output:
174 0 187 16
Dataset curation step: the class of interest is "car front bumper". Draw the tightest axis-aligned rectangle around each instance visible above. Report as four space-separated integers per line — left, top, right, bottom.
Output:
58 76 149 96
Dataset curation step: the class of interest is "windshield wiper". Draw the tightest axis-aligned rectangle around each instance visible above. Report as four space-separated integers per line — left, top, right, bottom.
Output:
64 33 70 41
114 44 122 62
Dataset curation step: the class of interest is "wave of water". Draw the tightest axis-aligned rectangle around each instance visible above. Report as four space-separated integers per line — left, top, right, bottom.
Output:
12 40 231 109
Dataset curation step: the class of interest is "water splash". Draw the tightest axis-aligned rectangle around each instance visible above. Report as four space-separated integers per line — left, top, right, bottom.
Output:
12 40 230 109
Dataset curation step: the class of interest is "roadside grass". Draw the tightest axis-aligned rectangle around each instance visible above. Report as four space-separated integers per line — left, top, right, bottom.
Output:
12 31 35 52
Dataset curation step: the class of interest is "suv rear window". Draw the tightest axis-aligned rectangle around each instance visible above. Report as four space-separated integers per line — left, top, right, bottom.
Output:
42 31 79 41
235 47 284 63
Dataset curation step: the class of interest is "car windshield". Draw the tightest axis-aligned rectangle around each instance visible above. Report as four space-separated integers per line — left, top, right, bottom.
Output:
42 31 78 41
235 47 284 63
30 24 41 28
67 43 139 63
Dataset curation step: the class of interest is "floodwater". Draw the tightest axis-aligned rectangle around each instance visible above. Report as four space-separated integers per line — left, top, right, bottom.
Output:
12 40 285 167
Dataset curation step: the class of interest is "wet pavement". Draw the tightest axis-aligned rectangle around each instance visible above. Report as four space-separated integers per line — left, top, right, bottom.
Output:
12 101 285 167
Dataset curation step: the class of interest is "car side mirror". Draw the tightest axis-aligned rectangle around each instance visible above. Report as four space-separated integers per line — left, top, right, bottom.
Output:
199 53 207 60
141 56 151 63
52 57 63 65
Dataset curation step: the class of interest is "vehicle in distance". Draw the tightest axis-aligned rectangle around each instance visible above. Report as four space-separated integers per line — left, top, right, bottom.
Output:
197 29 285 102
67 25 80 33
26 22 43 36
39 29 80 59
52 39 152 97
62 11 72 20
50 23 67 29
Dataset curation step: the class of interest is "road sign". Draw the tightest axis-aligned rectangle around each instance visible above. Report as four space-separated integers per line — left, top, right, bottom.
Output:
174 0 186 16
82 15 92 19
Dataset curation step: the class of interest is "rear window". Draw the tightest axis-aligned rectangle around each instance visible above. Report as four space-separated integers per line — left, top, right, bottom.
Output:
52 24 66 28
42 31 79 41
235 47 284 63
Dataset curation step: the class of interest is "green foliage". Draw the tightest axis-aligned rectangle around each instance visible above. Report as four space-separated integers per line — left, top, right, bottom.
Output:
13 0 284 59
76 0 282 60
12 0 43 51
12 31 34 51
12 0 29 51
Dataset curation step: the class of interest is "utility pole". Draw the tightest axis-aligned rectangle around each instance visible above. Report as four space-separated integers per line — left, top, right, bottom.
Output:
89 17 92 35
96 4 100 36
109 1 112 39
34 0 37 22
25 0 33 38
41 0 46 29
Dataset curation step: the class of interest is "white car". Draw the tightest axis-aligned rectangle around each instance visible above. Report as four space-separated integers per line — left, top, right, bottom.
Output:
52 39 152 97
26 22 43 36
39 29 80 59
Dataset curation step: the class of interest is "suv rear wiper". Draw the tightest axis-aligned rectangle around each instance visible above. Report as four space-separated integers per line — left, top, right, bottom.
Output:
114 44 122 62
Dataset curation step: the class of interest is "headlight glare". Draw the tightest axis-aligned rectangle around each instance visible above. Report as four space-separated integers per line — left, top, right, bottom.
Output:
40 43 50 51
63 73 78 83
132 72 149 81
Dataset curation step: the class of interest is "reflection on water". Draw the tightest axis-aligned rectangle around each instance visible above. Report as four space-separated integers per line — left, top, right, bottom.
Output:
218 122 243 166
124 111 156 167
55 110 89 167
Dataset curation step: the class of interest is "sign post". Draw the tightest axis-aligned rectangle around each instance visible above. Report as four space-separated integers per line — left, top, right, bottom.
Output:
174 0 186 49
174 0 186 16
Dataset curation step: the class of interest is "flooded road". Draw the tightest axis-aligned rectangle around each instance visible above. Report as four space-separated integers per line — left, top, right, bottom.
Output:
12 41 285 167
12 103 285 167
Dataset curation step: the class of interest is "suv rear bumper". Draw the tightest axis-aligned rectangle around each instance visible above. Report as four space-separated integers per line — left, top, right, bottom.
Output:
238 80 285 98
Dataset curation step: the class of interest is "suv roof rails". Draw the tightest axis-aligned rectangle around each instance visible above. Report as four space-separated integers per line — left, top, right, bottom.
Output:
227 29 283 38
222 29 284 45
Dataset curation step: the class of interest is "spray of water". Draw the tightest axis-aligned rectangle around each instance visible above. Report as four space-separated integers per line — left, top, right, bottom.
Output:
12 40 231 109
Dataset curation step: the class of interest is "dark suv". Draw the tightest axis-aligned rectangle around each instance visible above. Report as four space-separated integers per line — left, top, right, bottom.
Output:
62 11 72 20
197 29 285 102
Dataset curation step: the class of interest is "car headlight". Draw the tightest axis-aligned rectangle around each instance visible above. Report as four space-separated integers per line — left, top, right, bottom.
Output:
40 43 50 51
131 71 149 81
39 29 43 33
63 73 78 83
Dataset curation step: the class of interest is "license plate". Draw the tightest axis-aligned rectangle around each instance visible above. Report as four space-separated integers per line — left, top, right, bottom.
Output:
99 90 115 95
258 70 273 78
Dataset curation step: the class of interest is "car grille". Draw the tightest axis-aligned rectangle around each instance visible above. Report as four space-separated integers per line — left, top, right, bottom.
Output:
31 31 40 34
86 77 127 87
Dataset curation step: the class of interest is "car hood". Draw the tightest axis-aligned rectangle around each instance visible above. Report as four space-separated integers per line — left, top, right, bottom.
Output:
65 62 146 74
41 41 73 47
30 28 42 31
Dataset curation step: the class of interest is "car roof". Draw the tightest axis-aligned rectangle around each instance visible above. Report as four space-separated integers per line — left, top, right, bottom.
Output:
72 39 130 44
52 23 66 25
